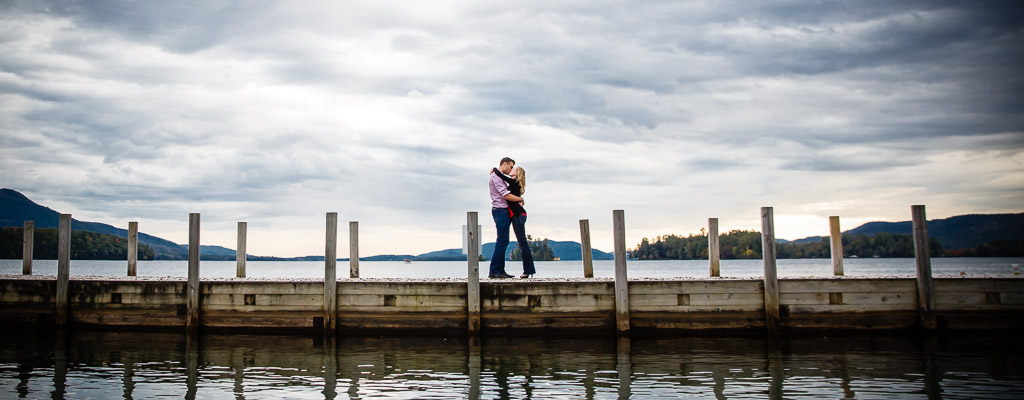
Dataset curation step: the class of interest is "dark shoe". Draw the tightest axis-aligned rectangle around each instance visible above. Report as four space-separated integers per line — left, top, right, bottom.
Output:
488 273 513 279
519 274 534 279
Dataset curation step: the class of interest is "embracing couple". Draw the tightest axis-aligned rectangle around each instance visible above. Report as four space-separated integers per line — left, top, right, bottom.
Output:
488 157 536 279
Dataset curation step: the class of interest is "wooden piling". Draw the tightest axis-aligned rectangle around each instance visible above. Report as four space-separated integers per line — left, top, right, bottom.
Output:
127 221 138 277
187 213 200 335
760 207 780 332
467 212 481 333
236 222 247 278
613 210 630 334
829 216 844 276
579 219 594 278
349 221 359 278
325 212 338 334
708 218 720 277
22 221 33 275
912 205 937 330
56 214 71 328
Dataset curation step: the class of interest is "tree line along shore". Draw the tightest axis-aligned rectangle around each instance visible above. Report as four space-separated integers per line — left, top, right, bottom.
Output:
3 226 1021 262
631 230 1023 260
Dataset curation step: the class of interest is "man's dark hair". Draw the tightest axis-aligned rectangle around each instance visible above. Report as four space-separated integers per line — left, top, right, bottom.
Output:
500 157 515 165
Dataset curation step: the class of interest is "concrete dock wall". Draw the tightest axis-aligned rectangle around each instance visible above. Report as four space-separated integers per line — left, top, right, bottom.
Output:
2 276 1022 333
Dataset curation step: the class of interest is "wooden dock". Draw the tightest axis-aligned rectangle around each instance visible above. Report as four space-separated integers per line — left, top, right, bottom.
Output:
2 275 1023 333
3 206 1023 335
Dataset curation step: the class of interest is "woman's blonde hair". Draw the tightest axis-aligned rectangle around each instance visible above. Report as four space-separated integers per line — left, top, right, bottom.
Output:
514 166 526 195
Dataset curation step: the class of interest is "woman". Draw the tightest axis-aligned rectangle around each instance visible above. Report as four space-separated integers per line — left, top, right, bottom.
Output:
492 166 536 278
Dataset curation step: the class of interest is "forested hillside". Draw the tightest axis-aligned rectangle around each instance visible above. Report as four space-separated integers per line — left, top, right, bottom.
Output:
0 227 155 260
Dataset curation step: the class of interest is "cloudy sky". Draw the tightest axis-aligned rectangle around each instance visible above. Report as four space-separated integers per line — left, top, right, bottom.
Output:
2 1 1022 257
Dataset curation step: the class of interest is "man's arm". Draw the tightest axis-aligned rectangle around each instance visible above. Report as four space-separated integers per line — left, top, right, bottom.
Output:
504 193 522 203
490 173 513 204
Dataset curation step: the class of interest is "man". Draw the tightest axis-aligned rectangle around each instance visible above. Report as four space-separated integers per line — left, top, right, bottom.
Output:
488 157 523 279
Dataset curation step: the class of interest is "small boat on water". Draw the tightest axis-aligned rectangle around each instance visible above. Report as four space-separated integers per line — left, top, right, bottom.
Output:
403 259 412 264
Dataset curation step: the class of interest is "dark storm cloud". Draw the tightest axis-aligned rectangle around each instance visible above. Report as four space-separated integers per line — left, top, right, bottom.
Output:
40 0 255 53
9 0 1017 147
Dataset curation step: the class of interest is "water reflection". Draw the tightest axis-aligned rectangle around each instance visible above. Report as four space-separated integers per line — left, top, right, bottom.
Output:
1 328 1023 399
53 330 67 399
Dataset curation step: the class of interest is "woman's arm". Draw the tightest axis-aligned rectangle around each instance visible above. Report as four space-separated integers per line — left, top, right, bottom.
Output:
492 168 517 184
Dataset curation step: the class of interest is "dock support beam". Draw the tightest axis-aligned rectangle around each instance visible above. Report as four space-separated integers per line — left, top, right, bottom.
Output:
127 221 138 277
325 213 338 335
708 218 720 277
912 205 937 330
56 214 71 328
760 207 780 332
22 221 33 275
829 216 844 276
467 212 481 334
237 222 246 278
580 219 594 278
350 221 359 278
613 210 630 335
187 213 200 336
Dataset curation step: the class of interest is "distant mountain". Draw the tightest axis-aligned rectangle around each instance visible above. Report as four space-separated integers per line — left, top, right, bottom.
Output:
1 188 240 260
414 248 466 260
362 254 416 261
844 213 1024 250
413 240 614 261
777 237 825 244
792 236 826 244
543 240 615 261
187 244 238 257
1 188 191 259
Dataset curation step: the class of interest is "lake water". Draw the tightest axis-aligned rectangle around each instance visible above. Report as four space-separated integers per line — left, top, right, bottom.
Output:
4 258 1024 398
2 257 1023 279
1 329 1023 399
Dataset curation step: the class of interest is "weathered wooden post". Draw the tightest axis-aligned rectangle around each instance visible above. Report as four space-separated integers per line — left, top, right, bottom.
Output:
56 214 71 328
912 205 937 330
235 221 245 278
187 213 200 336
349 221 359 278
708 218 720 277
22 221 33 275
467 212 481 334
127 221 138 277
829 216 844 276
613 210 630 335
579 219 594 278
324 212 338 335
760 207 780 332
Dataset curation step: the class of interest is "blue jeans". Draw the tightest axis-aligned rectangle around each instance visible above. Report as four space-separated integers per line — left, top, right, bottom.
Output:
489 208 511 275
511 214 536 275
